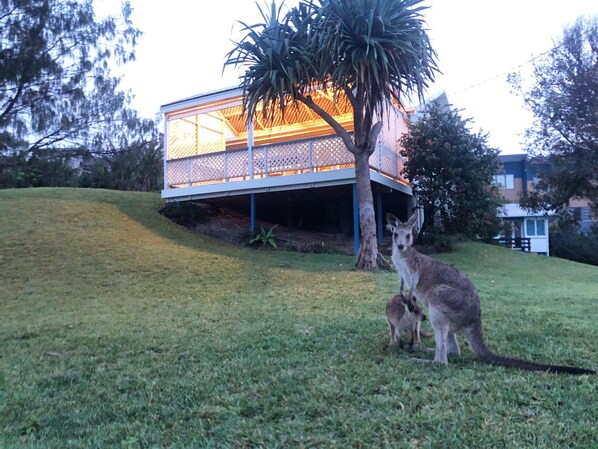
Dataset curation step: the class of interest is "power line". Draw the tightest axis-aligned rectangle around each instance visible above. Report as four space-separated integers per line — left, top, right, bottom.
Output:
447 23 598 97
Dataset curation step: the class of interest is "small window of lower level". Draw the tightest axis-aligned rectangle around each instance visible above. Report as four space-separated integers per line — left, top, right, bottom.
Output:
526 218 546 236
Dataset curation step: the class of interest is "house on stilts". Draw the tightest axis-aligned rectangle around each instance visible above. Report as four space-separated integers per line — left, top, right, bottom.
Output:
160 86 415 253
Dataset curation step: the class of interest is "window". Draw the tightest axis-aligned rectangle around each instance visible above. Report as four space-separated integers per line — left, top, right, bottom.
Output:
493 174 514 189
526 218 546 236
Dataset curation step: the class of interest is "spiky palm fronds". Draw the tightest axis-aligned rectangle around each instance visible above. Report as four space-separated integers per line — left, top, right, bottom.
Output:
225 0 438 127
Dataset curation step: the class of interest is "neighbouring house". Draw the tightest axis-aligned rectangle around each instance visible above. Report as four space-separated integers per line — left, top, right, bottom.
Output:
160 86 415 253
494 153 596 256
494 154 554 255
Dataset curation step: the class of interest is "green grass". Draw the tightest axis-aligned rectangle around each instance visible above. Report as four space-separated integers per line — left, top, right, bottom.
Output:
1 188 597 449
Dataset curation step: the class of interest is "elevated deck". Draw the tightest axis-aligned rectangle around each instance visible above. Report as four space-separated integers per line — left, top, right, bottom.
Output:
161 86 412 203
162 133 411 201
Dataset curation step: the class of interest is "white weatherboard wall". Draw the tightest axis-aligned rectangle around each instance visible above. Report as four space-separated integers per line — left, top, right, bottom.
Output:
499 203 553 256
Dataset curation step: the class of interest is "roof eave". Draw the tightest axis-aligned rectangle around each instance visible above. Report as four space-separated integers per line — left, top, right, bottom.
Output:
159 86 243 114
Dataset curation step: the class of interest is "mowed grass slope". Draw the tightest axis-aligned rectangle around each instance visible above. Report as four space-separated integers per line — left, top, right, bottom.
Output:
1 188 597 449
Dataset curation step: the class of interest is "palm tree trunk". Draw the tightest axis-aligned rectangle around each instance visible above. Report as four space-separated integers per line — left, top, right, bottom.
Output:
354 151 391 271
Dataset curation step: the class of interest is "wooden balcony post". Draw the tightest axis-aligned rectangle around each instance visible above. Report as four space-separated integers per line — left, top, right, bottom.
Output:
250 193 256 233
163 116 168 190
248 119 254 179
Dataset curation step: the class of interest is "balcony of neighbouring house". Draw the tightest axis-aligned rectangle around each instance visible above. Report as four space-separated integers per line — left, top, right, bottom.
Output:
160 87 412 201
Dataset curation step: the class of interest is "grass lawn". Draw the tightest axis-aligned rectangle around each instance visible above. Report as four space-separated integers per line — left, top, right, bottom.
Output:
1 188 597 449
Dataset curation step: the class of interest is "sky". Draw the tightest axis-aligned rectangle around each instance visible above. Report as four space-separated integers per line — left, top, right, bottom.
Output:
100 0 597 154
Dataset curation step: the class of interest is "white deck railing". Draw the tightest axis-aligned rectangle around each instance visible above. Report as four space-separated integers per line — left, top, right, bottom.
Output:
165 134 404 188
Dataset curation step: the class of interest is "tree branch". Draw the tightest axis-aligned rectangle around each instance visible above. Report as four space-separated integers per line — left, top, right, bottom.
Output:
0 83 24 125
296 93 356 153
368 121 383 150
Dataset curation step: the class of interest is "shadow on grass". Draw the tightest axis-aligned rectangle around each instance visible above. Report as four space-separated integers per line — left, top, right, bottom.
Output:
0 187 357 274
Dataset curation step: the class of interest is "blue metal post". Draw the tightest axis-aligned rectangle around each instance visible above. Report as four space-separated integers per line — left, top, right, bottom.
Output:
250 193 256 233
353 184 359 256
376 191 383 244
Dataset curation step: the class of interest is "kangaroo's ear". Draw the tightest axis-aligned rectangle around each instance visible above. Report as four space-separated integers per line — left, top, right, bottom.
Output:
406 213 417 228
386 213 400 228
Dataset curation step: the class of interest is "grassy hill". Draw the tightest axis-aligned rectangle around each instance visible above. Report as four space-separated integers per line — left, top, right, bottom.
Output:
1 188 597 448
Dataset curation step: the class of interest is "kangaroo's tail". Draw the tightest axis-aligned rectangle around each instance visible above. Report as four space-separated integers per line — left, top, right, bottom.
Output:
464 326 595 375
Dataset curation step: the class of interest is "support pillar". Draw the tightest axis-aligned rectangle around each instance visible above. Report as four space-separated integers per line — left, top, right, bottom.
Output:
250 193 256 233
248 119 254 179
376 191 383 244
353 184 359 256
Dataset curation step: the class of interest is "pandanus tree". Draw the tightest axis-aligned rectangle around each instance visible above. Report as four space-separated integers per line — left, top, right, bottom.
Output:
225 0 438 270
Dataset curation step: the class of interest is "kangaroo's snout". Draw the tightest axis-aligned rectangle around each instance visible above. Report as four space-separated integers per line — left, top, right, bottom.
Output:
397 244 405 250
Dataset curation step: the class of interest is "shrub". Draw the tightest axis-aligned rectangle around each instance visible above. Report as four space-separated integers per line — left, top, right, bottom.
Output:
550 232 598 266
248 225 278 249
419 227 454 253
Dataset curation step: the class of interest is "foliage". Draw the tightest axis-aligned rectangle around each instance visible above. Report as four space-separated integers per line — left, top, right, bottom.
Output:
509 16 598 214
424 227 455 252
550 231 598 266
224 0 439 270
248 224 279 248
0 126 163 191
226 0 438 129
1 188 597 448
0 0 160 181
400 101 503 242
79 121 163 192
0 147 82 188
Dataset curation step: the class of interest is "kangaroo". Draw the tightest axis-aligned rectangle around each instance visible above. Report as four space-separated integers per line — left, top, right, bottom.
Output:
386 212 595 375
385 293 426 351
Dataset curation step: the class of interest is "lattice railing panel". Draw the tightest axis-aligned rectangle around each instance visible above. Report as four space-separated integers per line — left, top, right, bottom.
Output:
166 133 412 189
372 108 408 182
226 150 250 178
189 153 225 183
377 108 403 152
381 147 400 179
263 140 310 173
166 159 190 186
311 136 353 168
251 147 267 176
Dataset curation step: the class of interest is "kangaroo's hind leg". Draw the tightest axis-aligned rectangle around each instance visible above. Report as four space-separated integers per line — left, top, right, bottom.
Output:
447 333 460 356
433 326 449 364
388 322 398 346
428 305 449 365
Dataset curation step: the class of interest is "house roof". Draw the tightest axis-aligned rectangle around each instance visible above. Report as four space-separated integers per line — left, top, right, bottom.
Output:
159 86 243 113
499 153 527 163
499 202 555 218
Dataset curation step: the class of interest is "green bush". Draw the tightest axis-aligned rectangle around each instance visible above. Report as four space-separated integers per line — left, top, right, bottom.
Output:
550 231 598 266
419 227 454 252
248 225 278 249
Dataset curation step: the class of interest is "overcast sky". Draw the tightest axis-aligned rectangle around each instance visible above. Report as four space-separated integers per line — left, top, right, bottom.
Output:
102 0 597 154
